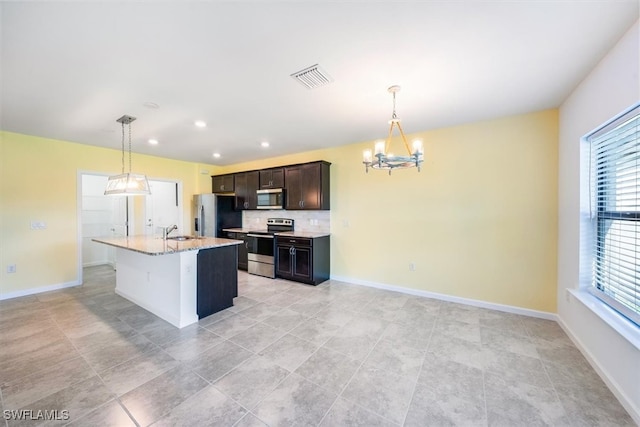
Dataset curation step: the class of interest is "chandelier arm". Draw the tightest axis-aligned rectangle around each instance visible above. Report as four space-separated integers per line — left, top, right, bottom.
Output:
396 121 412 155
386 121 394 154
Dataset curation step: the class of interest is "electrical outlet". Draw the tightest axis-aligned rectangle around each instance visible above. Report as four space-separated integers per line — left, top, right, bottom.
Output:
342 220 350 228
7 264 16 274
30 221 47 230
409 262 416 272
565 289 571 303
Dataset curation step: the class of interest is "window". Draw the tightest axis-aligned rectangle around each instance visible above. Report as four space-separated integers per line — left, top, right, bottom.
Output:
587 104 639 326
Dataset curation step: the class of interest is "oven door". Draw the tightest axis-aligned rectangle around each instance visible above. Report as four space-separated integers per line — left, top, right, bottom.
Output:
247 233 275 278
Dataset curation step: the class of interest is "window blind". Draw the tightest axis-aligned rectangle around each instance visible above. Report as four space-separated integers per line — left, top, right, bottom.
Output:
589 105 640 326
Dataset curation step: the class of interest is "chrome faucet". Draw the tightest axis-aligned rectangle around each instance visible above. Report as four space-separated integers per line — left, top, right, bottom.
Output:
163 225 178 240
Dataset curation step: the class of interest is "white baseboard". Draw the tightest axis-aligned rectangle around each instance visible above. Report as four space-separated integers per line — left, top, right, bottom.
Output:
115 288 197 329
329 275 557 320
557 317 640 425
0 280 81 301
82 260 111 267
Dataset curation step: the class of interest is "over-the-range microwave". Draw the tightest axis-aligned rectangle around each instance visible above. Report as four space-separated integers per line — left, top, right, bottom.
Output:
256 188 284 209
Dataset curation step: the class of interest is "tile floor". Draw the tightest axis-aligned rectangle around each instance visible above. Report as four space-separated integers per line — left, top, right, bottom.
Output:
0 265 634 426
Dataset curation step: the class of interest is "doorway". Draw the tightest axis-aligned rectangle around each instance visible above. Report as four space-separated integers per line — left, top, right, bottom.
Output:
77 173 182 285
144 180 182 237
80 174 130 268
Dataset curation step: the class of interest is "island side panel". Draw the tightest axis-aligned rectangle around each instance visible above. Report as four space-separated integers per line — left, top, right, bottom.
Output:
197 245 238 319
115 248 198 328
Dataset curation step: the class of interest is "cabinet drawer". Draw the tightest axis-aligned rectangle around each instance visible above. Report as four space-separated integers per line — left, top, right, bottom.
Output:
277 237 312 247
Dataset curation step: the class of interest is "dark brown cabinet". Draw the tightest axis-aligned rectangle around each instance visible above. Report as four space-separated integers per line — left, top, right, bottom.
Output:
284 161 330 210
225 231 249 271
275 235 330 285
234 171 259 210
212 174 235 193
259 168 284 189
197 245 238 318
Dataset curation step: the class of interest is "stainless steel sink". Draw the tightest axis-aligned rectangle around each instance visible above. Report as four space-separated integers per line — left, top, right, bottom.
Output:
167 235 196 241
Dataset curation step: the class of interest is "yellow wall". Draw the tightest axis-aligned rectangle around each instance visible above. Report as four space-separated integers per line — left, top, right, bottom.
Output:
0 131 218 294
1 109 558 312
218 109 559 312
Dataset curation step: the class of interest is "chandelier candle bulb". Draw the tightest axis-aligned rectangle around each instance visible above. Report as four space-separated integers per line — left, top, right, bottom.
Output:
374 141 385 155
363 149 373 163
412 140 423 155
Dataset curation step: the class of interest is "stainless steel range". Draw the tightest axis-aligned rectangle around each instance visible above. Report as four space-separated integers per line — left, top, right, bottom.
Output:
247 218 294 278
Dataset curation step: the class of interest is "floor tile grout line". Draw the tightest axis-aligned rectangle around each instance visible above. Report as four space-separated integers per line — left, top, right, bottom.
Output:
4 266 633 426
44 297 141 426
0 386 7 427
481 370 489 426
399 305 441 427
538 353 572 424
315 322 396 427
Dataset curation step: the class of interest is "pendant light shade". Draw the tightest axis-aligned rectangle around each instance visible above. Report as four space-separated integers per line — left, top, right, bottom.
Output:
104 173 151 195
104 115 151 196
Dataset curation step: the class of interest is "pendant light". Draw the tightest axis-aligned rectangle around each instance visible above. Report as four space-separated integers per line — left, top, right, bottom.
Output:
362 85 424 175
104 115 151 196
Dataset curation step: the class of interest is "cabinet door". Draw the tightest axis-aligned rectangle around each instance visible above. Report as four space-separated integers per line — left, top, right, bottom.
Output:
237 233 248 271
284 166 304 209
301 163 321 210
245 171 259 208
234 171 259 210
212 174 234 193
259 168 285 189
275 245 293 278
292 246 312 281
234 173 247 209
284 162 329 210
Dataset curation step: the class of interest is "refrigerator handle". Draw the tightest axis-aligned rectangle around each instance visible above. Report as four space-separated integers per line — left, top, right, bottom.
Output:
194 217 199 233
199 205 205 236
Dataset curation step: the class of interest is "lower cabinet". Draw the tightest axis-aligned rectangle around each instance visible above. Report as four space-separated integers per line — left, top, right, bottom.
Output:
197 245 238 318
275 235 330 285
225 231 248 271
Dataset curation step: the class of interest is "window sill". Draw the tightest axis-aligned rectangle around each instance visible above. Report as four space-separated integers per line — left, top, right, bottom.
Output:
569 288 640 351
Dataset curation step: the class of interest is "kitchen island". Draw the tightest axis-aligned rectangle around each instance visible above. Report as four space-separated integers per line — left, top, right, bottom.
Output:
92 235 242 328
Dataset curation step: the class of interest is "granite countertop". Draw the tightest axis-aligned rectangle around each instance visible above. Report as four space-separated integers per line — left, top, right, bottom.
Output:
92 235 242 256
222 228 268 234
274 231 330 238
222 227 330 239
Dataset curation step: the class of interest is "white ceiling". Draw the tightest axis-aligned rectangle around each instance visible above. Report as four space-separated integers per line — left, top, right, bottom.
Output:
1 1 638 165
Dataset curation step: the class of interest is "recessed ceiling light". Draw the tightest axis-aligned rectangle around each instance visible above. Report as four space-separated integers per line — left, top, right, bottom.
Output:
195 120 207 128
213 153 221 158
261 141 270 148
148 139 159 145
143 102 159 109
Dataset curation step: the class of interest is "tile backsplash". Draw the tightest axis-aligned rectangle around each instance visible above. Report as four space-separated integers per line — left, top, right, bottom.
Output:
243 210 330 234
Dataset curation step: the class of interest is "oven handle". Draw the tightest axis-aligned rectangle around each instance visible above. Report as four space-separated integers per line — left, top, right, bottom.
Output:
247 234 274 239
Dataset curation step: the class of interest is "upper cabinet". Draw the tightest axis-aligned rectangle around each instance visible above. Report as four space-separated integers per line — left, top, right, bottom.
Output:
212 161 330 210
212 174 234 193
259 168 285 189
234 171 259 210
284 161 330 210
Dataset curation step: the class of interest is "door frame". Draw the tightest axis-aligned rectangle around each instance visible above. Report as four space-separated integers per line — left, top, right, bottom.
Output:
76 170 135 285
143 178 184 237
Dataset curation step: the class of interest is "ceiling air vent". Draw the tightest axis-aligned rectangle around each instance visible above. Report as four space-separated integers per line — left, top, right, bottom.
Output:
290 64 333 89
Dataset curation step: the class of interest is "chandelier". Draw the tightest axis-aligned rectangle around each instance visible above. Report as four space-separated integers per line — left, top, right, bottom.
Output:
104 115 151 196
363 85 424 174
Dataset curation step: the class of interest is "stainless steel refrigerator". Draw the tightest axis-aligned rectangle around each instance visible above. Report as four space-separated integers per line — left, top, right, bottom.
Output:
193 194 242 237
